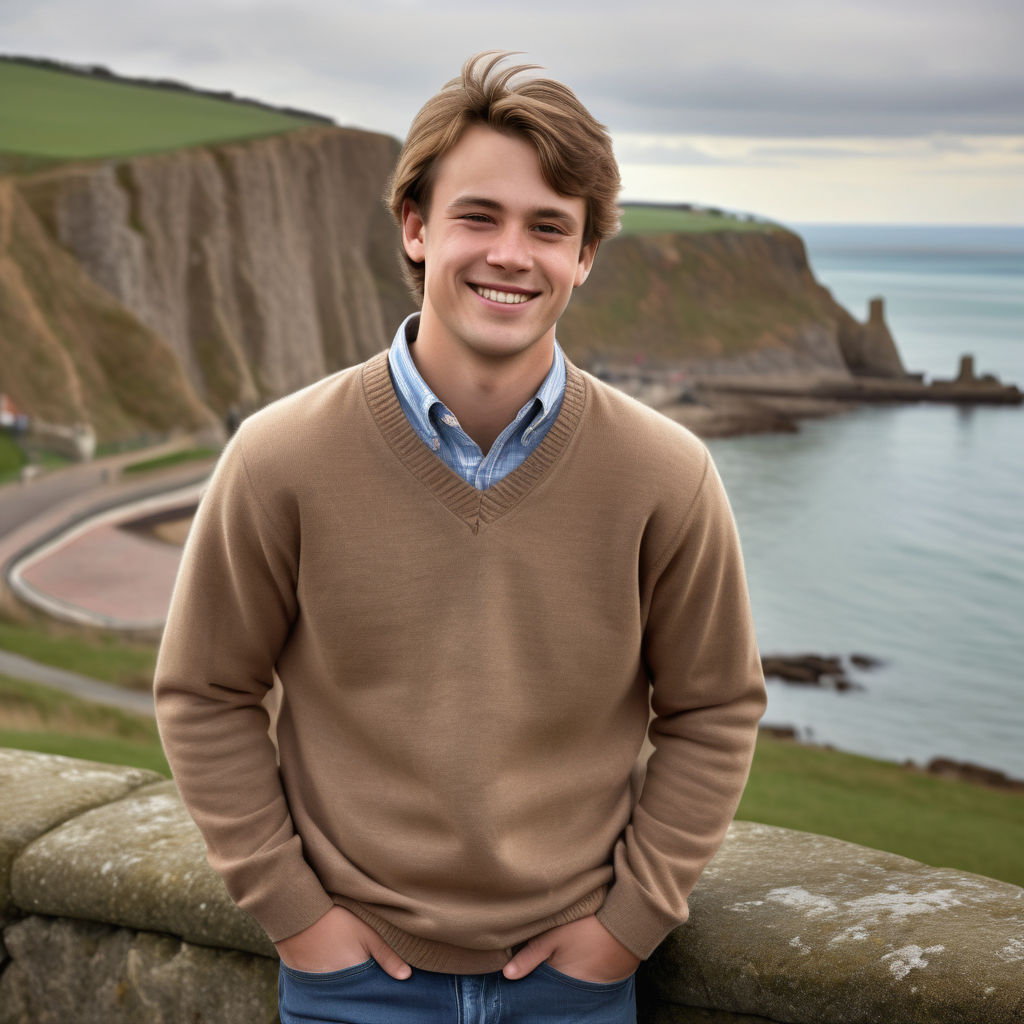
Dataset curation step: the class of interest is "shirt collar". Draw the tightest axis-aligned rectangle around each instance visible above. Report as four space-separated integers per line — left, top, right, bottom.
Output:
387 313 566 446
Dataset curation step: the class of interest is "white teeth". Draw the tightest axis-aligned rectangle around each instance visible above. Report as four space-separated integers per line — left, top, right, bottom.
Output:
474 286 531 304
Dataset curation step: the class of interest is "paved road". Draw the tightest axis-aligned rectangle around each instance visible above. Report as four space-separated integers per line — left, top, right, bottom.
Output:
0 463 118 540
0 440 218 717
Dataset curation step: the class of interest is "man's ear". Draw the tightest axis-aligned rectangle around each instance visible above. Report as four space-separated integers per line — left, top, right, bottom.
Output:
402 199 426 263
574 239 599 288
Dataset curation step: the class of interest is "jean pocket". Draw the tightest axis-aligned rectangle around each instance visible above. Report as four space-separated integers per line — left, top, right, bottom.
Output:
536 961 635 992
279 957 376 984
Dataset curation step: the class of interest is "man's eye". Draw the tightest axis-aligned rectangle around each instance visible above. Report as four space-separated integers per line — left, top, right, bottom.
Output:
461 214 491 223
535 224 565 235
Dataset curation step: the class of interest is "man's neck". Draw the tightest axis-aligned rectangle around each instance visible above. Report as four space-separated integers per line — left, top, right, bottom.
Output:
409 319 555 454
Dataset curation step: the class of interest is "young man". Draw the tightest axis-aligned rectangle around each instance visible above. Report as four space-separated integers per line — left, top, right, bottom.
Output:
155 53 766 1023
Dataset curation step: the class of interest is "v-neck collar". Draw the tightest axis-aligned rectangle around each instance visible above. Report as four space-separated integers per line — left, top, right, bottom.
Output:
362 351 587 533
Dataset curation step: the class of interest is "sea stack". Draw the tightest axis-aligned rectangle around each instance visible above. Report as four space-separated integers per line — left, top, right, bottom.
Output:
862 297 908 378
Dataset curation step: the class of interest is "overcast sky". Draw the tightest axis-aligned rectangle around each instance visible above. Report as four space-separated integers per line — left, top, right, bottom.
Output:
4 0 1022 224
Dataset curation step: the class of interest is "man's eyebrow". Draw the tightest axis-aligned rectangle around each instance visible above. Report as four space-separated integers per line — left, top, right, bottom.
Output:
447 196 581 230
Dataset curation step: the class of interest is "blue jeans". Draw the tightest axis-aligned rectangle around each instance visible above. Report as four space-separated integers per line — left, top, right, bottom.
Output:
278 958 637 1023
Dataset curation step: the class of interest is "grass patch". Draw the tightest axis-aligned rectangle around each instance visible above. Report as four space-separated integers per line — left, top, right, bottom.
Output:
619 203 782 236
0 58 318 162
122 447 218 475
2 436 75 479
740 734 1024 887
0 731 168 775
0 430 26 482
31 451 76 472
94 435 172 457
0 615 157 690
0 672 168 775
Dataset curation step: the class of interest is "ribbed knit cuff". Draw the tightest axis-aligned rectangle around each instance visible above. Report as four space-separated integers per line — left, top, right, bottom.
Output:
242 867 336 945
595 873 688 961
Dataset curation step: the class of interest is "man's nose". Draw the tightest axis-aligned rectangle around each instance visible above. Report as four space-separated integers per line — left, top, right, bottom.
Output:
486 226 532 271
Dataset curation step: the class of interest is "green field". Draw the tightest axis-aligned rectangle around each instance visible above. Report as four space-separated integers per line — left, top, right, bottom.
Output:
739 736 1024 887
122 446 218 475
0 58 319 165
0 615 158 690
0 672 169 775
0 431 25 482
619 203 782 236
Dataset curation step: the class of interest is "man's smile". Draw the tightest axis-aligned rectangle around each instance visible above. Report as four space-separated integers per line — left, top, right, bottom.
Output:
470 284 537 305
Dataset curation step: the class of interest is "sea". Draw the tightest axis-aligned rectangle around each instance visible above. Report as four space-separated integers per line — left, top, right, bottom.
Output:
704 224 1024 780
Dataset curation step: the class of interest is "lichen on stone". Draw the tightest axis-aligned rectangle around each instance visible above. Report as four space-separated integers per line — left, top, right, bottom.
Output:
881 944 946 981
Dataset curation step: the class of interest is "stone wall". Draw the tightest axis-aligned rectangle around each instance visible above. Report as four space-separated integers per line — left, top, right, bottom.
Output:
1 747 1021 1023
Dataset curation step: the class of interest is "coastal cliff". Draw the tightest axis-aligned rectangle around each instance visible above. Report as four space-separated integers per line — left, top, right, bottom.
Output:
3 125 409 441
560 227 904 379
1 124 903 442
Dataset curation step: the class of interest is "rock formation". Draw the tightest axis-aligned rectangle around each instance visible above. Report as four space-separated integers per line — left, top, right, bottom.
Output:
3 125 411 441
838 296 907 378
0 180 215 440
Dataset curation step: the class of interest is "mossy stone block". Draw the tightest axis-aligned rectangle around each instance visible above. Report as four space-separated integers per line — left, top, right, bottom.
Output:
643 821 1024 1024
10 778 273 956
0 748 159 923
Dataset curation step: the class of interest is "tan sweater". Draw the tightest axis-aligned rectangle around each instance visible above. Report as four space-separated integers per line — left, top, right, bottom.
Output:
154 351 765 973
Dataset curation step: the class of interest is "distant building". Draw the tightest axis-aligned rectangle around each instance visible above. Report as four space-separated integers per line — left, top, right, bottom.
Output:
0 393 28 432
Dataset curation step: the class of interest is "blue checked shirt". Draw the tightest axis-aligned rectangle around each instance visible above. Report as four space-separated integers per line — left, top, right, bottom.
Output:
387 314 566 490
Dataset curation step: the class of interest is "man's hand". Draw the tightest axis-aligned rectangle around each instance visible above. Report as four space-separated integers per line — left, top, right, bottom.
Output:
502 915 641 983
275 905 411 980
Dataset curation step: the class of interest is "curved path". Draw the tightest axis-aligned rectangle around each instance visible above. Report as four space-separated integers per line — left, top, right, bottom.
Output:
0 443 217 716
0 647 157 716
8 482 204 632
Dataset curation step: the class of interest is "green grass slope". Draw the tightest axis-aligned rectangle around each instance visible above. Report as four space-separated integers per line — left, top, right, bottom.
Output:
739 737 1024 888
0 616 158 690
0 58 319 167
0 674 169 775
619 203 782 236
0 431 25 481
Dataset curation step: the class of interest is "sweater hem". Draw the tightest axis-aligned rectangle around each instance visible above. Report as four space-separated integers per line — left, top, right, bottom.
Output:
335 886 608 974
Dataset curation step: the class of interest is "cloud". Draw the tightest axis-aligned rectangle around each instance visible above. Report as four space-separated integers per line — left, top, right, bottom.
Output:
4 0 1022 221
745 144 895 162
2 0 1023 140
611 136 736 167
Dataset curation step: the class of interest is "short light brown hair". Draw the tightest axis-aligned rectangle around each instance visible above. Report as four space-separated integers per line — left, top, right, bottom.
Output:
386 51 621 301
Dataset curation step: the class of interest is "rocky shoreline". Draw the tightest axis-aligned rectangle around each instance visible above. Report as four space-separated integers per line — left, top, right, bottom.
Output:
760 652 881 692
650 370 1020 440
665 390 851 439
757 652 1024 791
605 348 1022 441
759 723 1024 792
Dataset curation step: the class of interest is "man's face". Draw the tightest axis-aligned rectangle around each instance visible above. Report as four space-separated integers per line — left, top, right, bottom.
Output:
402 124 597 367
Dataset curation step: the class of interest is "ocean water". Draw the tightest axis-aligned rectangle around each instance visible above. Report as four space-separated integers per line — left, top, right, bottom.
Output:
705 225 1024 779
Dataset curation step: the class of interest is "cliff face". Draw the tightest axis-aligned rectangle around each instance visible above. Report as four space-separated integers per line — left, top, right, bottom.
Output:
3 126 412 440
1 125 899 442
0 180 214 440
